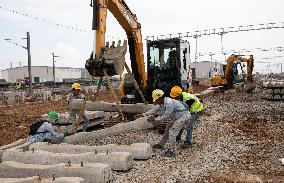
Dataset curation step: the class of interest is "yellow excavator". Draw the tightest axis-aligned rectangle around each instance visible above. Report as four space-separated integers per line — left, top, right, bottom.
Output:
210 54 255 91
86 0 192 103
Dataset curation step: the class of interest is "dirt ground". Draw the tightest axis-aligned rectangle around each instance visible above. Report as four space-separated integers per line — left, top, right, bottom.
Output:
0 100 67 146
0 91 115 146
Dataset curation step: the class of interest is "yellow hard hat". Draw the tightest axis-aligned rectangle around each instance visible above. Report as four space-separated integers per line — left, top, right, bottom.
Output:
170 86 182 98
72 83 81 90
152 89 164 102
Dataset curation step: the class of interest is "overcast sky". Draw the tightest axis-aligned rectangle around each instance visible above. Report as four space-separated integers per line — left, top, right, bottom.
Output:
0 0 284 73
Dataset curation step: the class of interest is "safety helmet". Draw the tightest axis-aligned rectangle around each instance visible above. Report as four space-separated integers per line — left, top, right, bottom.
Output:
152 89 164 102
72 83 81 90
48 111 59 120
170 86 183 98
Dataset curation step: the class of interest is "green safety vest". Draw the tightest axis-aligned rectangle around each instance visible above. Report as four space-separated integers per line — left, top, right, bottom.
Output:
182 92 203 113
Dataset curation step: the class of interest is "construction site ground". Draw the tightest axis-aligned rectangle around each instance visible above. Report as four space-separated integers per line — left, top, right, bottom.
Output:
1 87 283 182
0 91 114 146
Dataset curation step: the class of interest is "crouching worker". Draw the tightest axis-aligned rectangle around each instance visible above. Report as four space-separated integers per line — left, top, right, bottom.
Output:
170 86 203 148
28 111 68 144
67 83 89 132
143 89 191 157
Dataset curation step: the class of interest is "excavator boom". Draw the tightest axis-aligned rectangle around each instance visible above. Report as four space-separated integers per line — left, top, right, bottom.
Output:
85 0 147 89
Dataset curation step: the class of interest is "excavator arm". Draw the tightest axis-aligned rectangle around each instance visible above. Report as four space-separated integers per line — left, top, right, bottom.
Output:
86 0 147 89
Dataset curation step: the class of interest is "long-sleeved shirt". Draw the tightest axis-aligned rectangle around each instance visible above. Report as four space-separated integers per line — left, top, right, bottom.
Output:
67 92 85 102
28 122 64 144
144 97 188 122
67 92 85 111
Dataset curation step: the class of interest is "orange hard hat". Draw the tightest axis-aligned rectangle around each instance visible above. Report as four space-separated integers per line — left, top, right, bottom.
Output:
170 86 182 98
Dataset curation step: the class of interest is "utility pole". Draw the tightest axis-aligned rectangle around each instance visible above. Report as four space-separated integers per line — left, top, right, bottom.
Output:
52 53 59 85
26 32 32 94
209 52 215 78
10 62 13 69
19 62 22 67
209 52 215 63
193 33 201 63
219 28 227 63
5 32 33 94
276 47 284 73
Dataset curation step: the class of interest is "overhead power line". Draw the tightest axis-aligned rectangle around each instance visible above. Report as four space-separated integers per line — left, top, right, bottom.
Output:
196 46 284 57
0 5 88 33
146 22 284 40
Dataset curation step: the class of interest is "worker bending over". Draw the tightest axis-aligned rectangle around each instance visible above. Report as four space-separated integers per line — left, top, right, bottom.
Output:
143 89 191 157
29 111 68 144
67 83 89 132
170 86 203 148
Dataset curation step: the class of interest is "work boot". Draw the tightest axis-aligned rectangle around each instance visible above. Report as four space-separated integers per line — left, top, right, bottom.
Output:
180 141 192 149
152 144 163 149
176 136 182 142
176 129 184 142
164 149 176 157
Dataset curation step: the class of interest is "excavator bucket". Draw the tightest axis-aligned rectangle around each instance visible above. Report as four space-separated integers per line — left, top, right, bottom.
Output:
244 81 257 93
86 40 127 77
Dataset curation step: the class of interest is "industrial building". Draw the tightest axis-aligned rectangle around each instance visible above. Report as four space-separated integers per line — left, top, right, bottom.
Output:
0 66 91 83
190 61 225 79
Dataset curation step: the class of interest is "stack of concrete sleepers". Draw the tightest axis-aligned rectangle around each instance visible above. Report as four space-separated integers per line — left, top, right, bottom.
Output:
262 79 284 101
42 111 106 133
34 89 52 102
0 138 153 182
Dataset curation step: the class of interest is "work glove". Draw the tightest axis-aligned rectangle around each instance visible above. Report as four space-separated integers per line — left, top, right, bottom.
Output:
147 116 156 123
64 132 69 137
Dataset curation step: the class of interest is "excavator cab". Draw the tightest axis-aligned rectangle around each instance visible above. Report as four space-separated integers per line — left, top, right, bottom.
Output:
146 38 191 98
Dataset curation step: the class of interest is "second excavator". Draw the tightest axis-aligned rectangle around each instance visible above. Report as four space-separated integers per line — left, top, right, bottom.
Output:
210 54 256 92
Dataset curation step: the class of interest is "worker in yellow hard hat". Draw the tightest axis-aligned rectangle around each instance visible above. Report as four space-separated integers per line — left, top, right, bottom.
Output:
142 89 191 157
170 86 203 148
67 83 89 132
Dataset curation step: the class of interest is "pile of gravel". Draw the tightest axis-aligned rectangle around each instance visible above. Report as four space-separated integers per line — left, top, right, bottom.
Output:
85 90 283 182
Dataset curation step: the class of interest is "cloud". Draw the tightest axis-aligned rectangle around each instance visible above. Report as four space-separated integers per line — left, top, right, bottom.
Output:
55 42 85 68
1 0 284 73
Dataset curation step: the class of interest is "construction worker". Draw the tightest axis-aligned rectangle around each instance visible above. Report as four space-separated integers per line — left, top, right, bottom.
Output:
163 50 176 69
67 83 89 132
170 86 203 148
28 111 68 144
143 89 191 157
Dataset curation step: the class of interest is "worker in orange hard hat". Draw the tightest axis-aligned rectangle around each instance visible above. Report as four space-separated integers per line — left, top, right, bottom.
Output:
142 89 191 157
67 83 89 132
170 86 203 148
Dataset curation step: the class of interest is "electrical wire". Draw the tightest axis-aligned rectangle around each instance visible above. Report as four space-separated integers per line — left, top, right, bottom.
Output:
146 22 284 40
0 5 88 33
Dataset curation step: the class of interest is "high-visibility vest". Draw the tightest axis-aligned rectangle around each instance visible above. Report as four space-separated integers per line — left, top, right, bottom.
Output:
182 92 203 113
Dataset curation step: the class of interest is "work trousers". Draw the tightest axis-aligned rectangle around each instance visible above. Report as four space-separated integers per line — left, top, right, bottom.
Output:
157 113 191 148
176 112 201 143
68 109 89 132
